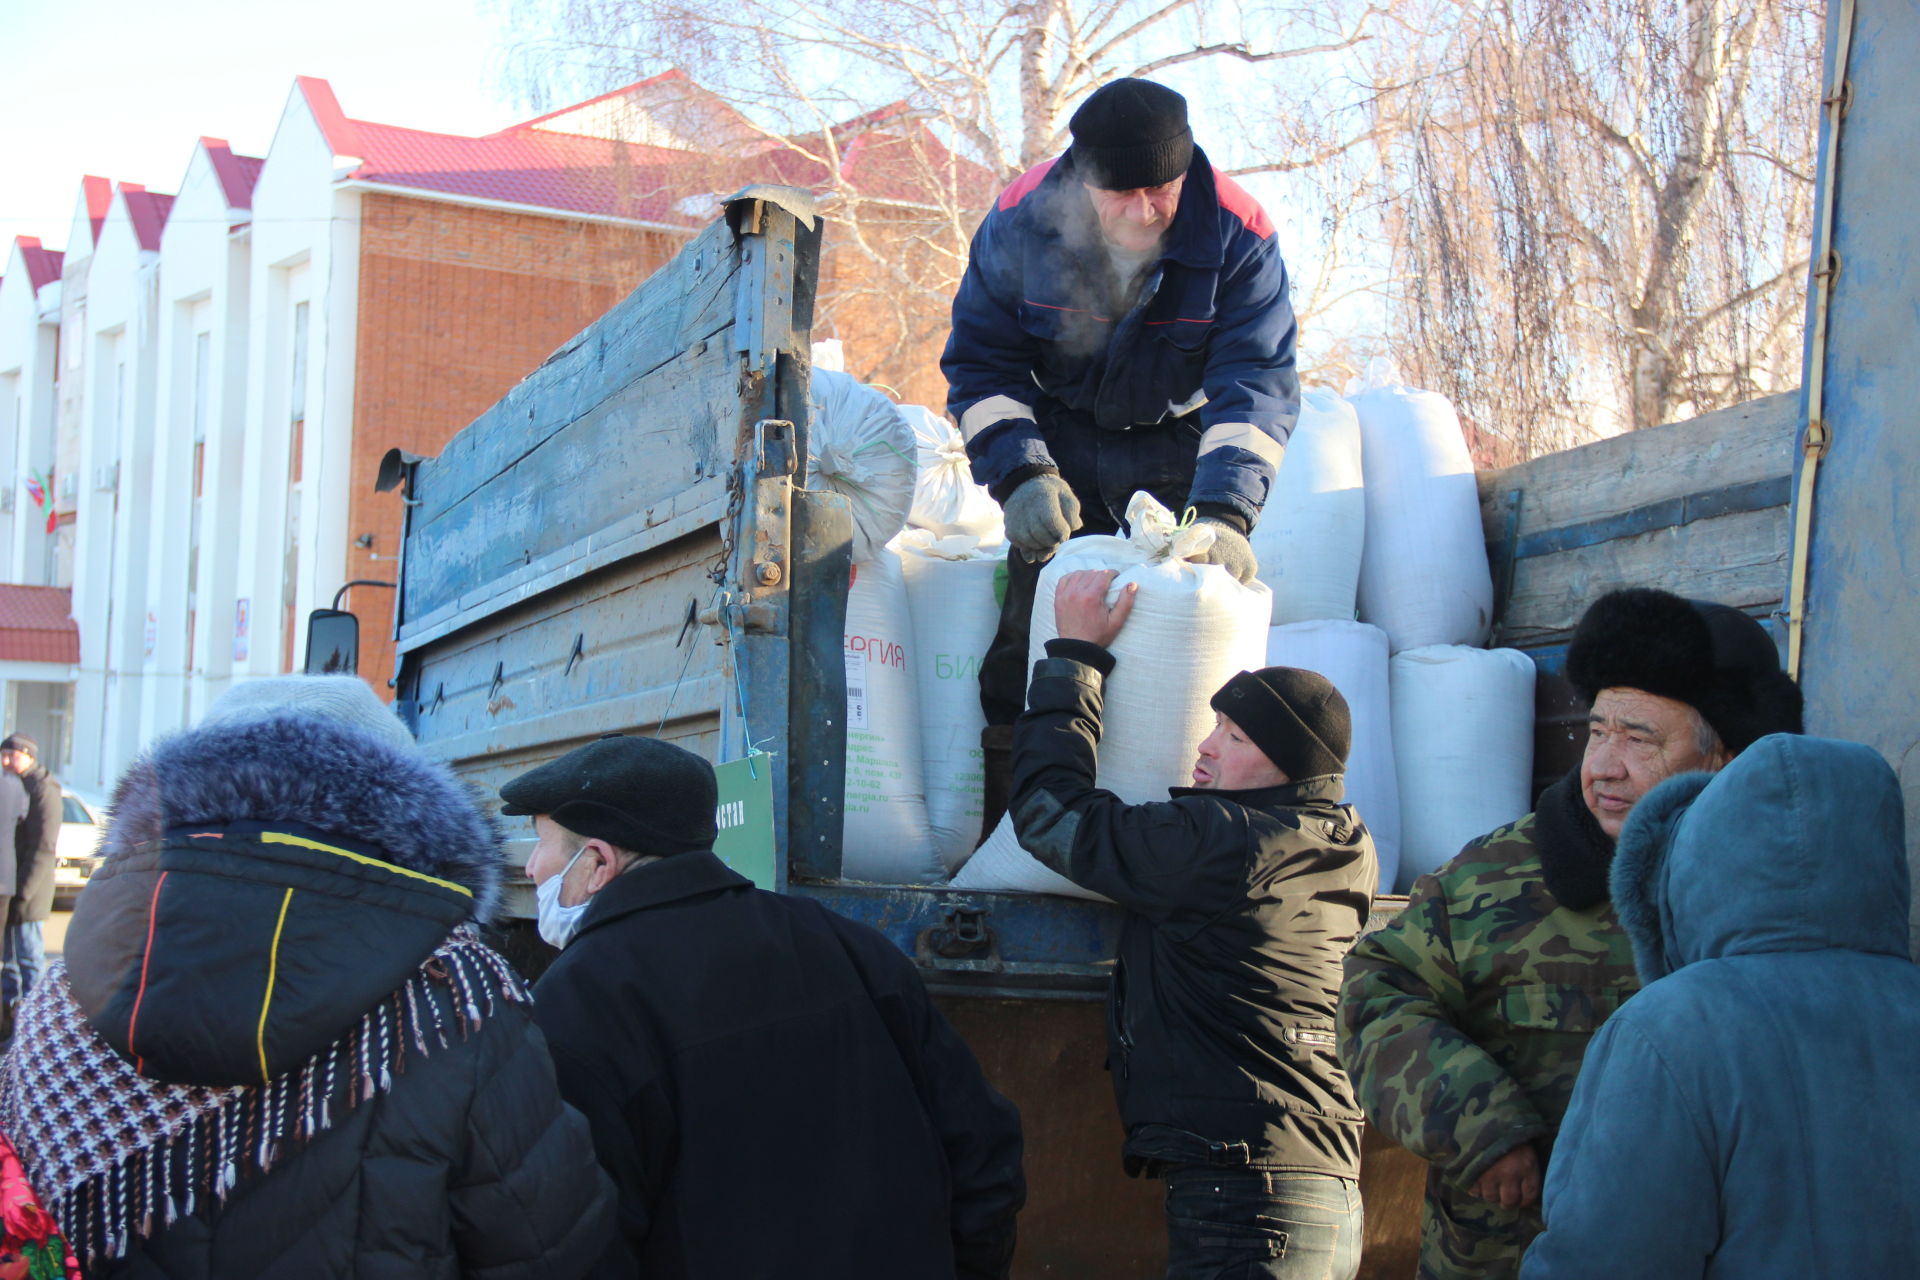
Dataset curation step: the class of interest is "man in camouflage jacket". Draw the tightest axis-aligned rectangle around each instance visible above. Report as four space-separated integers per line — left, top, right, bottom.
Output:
1339 589 1804 1279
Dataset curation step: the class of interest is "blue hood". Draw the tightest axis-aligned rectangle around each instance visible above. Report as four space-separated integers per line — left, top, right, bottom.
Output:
1611 733 1908 982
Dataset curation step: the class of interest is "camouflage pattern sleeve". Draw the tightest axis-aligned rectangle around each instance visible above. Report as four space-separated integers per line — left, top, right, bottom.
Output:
1339 872 1553 1188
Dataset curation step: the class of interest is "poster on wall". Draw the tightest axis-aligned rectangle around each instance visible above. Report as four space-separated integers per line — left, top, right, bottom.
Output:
233 598 250 663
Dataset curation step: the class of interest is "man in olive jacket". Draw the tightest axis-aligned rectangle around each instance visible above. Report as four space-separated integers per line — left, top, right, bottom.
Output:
1339 589 1803 1280
1007 569 1376 1279
1 733 60 1011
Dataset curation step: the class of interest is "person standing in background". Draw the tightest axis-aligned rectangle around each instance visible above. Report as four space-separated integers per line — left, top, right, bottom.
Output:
0 759 24 1041
0 734 59 1014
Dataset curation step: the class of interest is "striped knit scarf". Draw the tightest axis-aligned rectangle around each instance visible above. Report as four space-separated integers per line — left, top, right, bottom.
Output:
0 931 527 1271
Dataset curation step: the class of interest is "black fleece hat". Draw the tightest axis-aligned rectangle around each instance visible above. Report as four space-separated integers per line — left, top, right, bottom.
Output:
0 734 37 756
1210 667 1351 783
1565 588 1804 755
1069 78 1194 191
500 734 718 856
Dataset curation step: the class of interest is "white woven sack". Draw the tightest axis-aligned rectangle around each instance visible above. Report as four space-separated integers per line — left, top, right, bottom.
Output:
1265 620 1400 893
807 370 917 564
900 406 1005 545
1351 385 1494 651
1390 644 1535 892
1253 389 1366 625
953 494 1271 899
896 531 1004 873
841 552 941 883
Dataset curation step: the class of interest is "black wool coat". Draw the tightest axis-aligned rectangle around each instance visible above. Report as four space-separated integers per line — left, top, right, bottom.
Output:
532 851 1027 1280
1008 641 1377 1178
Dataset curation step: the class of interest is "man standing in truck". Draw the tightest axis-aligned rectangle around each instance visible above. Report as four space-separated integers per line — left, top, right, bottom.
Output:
1005 568 1374 1279
943 77 1299 835
1339 588 1803 1280
502 734 1026 1280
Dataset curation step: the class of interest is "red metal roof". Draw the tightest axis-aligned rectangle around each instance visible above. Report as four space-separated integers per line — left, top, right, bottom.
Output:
0 586 78 666
506 69 755 137
80 176 113 246
201 137 264 212
343 117 707 225
291 76 993 228
13 238 64 292
118 184 176 252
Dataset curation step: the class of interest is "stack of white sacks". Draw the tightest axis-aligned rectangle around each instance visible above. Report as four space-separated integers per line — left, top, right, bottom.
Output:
1345 384 1534 891
807 368 1535 896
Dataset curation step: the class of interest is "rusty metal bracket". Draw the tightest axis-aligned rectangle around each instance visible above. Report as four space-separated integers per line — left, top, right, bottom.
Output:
919 905 997 962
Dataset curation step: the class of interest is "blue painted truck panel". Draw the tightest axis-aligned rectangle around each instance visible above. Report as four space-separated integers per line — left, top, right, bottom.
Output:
389 187 1128 988
1795 0 1920 948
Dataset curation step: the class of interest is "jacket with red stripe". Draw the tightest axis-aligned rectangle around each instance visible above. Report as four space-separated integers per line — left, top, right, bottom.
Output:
13 711 614 1279
941 148 1298 528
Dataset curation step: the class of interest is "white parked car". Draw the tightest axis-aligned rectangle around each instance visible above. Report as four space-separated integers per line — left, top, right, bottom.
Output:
52 790 106 910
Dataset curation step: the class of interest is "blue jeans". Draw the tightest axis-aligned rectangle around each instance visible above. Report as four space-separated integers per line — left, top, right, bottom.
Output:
2 921 45 1010
1164 1168 1363 1280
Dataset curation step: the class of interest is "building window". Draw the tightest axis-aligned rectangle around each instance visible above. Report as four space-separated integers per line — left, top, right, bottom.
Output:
283 301 309 673
288 302 308 485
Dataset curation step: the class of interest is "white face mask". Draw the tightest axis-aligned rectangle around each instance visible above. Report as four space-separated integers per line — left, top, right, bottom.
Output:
535 847 591 950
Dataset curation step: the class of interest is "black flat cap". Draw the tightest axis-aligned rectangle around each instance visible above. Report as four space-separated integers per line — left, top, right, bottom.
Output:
500 734 718 856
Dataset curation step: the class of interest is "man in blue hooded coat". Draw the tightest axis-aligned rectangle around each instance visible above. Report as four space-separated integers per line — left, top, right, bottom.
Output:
1521 733 1920 1278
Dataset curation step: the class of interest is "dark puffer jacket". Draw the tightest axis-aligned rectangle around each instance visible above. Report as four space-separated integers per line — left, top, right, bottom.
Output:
1008 641 1376 1177
0 711 613 1278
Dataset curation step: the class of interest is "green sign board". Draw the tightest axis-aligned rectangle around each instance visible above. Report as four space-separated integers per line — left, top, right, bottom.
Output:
713 754 778 889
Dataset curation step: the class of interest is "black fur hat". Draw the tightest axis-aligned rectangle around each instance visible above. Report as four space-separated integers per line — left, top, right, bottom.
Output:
1565 588 1804 755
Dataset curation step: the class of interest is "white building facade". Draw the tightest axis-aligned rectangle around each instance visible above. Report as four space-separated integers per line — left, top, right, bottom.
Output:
0 238 78 765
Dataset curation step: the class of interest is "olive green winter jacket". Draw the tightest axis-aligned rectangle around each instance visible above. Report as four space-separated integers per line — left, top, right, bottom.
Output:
1338 808 1639 1280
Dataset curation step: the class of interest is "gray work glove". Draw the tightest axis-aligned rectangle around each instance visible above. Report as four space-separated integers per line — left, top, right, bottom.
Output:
1192 516 1258 583
1001 474 1082 561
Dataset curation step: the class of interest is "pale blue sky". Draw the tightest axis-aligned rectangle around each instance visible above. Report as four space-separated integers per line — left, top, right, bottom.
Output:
1 0 525 251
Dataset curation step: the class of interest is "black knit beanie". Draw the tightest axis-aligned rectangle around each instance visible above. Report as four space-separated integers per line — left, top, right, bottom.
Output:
1210 667 1351 783
1564 588 1804 755
1069 78 1194 190
500 734 718 855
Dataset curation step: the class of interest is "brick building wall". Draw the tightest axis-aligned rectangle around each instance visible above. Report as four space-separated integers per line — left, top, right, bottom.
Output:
347 192 684 692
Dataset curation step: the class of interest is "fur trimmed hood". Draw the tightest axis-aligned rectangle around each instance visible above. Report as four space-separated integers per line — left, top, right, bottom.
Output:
61 713 508 1088
1610 733 1908 984
96 713 502 920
